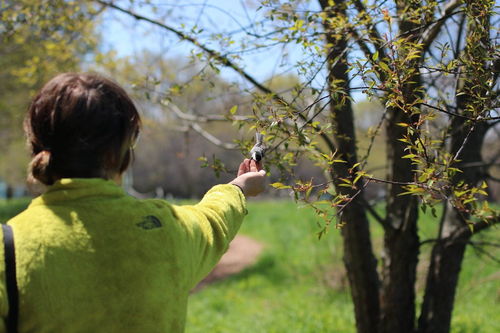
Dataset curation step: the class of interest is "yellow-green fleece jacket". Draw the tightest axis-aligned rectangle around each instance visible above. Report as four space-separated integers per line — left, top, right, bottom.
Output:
0 178 247 333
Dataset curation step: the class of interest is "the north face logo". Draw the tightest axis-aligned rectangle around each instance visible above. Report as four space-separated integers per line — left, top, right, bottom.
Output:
136 216 162 230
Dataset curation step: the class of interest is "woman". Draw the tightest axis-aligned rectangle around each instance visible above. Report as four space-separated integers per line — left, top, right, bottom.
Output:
1 73 266 332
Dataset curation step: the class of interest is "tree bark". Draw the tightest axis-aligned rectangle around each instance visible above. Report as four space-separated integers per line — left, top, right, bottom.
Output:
320 1 381 332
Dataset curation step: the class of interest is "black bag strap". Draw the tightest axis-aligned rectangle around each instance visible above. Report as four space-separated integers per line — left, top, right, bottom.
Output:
2 224 18 333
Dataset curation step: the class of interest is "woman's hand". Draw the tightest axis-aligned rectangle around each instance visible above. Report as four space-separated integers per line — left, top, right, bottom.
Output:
230 159 267 197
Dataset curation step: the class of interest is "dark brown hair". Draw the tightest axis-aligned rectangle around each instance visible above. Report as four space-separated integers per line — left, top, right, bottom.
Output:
25 73 141 185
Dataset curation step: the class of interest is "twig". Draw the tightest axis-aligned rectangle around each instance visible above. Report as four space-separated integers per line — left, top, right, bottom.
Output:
469 242 500 265
421 103 500 121
361 198 389 229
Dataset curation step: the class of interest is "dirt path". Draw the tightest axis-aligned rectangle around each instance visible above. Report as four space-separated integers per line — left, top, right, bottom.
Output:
194 235 264 291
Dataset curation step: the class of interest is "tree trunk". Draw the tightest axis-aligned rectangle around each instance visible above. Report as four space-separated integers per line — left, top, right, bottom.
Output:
418 210 469 333
380 108 420 333
6 184 14 199
379 1 422 331
340 200 380 333
418 121 488 333
320 1 381 332
418 115 489 332
418 2 492 331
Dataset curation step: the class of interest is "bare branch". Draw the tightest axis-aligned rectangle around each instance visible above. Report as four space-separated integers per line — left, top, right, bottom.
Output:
361 198 390 229
472 218 500 233
469 241 500 248
190 123 238 150
453 12 466 58
420 102 500 121
487 174 500 183
468 241 500 265
360 107 388 169
167 103 251 122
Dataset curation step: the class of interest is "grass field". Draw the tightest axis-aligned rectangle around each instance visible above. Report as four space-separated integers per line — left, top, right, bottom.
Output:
1 198 499 332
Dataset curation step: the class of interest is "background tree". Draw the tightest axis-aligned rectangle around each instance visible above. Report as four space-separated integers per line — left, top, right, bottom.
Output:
0 0 99 191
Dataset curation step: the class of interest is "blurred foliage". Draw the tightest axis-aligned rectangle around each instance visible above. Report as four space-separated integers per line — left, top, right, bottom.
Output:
0 0 99 186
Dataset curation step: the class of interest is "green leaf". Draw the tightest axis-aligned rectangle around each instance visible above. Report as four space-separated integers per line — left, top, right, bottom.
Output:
229 105 238 115
270 182 292 189
379 61 390 72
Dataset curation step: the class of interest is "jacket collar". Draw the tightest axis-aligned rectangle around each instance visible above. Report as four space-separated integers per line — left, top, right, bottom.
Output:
30 178 126 206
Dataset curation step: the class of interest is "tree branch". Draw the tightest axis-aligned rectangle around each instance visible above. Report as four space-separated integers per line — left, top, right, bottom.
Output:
361 198 390 230
420 102 500 121
349 27 374 61
167 103 252 122
190 123 239 150
469 218 500 234
96 0 337 153
468 241 500 265
421 0 463 53
352 0 387 60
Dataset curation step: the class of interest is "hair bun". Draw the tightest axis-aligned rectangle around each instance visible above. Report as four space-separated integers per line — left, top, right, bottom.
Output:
30 150 53 185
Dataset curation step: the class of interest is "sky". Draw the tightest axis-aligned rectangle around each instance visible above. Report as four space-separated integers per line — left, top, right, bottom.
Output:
100 0 306 86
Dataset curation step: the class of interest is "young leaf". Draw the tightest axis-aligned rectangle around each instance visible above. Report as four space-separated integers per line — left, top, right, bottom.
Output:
270 182 292 189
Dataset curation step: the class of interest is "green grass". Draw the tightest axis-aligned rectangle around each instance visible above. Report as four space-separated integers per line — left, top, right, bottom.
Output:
187 201 499 333
188 201 353 333
0 197 31 223
1 199 498 332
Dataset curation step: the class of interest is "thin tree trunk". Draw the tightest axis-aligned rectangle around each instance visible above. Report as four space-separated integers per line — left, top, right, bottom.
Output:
320 1 381 332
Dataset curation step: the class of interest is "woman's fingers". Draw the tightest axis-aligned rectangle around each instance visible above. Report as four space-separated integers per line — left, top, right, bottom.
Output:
249 159 262 172
238 159 263 176
237 159 251 176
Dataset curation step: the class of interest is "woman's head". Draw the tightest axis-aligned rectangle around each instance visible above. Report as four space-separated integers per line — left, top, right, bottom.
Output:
25 73 141 185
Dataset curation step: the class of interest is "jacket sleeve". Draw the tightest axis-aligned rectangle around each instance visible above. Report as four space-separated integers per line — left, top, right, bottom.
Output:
171 184 247 289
